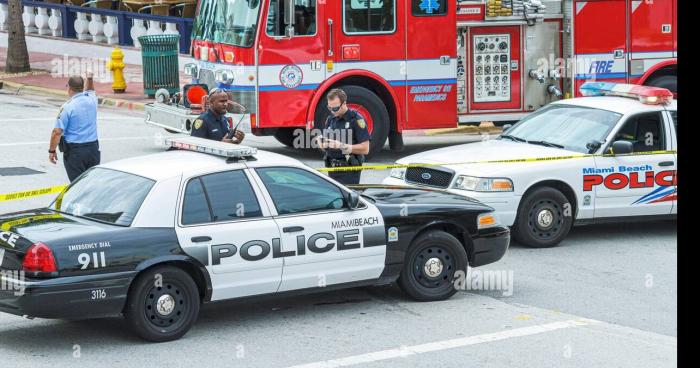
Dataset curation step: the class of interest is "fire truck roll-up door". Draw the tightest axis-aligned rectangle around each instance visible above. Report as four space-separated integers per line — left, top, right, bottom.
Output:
572 0 628 96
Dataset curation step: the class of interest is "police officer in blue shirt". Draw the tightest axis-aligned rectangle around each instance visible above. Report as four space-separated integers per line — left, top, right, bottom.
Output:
315 88 370 185
191 89 246 144
49 72 100 182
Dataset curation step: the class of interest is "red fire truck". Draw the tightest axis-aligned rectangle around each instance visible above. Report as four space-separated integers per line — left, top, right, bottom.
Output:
145 0 677 157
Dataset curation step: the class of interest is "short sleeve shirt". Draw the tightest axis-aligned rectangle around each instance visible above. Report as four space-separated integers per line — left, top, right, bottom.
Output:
323 109 371 159
191 110 230 141
55 90 98 144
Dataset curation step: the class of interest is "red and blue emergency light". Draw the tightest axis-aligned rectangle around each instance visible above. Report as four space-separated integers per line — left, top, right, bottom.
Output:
579 82 673 105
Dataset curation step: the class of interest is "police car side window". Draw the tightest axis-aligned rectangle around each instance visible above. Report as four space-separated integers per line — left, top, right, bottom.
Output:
182 179 212 225
344 0 396 34
256 167 346 215
200 171 263 222
614 112 666 152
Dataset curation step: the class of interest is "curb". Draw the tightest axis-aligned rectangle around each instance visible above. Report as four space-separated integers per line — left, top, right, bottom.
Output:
0 79 146 112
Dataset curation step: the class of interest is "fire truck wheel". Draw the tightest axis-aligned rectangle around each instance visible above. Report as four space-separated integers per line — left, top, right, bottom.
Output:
315 85 390 159
274 128 304 148
645 75 677 95
512 187 573 248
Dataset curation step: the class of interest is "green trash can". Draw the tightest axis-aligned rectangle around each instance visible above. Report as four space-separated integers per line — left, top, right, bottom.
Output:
138 34 180 97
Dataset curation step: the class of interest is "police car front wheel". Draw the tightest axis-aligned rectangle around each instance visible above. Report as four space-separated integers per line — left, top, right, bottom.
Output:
513 187 573 248
124 266 200 342
399 230 467 302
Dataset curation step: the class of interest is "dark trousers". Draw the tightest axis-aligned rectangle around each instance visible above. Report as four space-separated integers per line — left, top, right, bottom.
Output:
329 169 361 185
63 142 100 182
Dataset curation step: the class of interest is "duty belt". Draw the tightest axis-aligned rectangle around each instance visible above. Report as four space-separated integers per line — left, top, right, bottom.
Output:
326 158 351 167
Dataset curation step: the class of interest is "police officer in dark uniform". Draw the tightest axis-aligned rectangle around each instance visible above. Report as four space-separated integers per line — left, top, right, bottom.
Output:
315 88 371 185
191 88 245 144
48 71 100 182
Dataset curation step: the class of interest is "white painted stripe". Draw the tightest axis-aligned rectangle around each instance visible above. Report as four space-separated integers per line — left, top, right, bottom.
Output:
0 136 156 147
631 52 674 60
0 117 143 123
286 318 600 368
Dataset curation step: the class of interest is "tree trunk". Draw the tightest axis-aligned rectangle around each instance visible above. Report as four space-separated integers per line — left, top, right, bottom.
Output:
5 0 31 73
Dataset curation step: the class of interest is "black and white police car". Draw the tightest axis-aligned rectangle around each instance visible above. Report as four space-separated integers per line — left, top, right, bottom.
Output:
0 137 509 341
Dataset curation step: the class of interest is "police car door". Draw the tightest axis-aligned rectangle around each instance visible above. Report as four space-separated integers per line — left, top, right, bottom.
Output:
592 111 676 218
176 169 283 301
251 167 386 292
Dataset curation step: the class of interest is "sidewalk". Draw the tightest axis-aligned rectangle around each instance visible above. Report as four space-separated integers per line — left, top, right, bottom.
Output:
0 47 187 111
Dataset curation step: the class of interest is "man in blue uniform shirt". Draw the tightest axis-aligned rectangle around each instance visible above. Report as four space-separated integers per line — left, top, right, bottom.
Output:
191 89 246 144
48 72 100 182
315 88 370 185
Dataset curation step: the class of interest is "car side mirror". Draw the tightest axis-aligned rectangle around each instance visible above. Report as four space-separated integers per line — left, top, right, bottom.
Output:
502 124 513 132
345 191 360 209
609 140 634 155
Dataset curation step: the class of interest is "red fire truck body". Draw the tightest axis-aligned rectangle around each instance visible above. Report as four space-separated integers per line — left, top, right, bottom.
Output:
144 0 677 156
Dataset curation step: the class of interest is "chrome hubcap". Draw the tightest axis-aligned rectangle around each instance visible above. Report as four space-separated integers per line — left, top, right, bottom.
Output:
156 294 176 316
423 257 444 278
537 209 554 228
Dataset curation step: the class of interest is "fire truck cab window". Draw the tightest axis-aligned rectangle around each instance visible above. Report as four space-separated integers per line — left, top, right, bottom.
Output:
267 0 317 37
411 0 447 16
344 0 396 34
192 0 261 48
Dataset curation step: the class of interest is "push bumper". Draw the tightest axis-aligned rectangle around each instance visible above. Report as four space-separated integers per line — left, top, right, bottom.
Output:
0 271 136 319
469 226 510 267
145 102 252 134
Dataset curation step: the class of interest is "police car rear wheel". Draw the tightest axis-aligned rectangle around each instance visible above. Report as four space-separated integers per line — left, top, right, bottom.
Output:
124 266 200 342
513 187 573 248
399 230 467 301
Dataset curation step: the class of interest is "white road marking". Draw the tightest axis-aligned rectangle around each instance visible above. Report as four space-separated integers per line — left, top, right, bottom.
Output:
286 318 601 368
0 136 157 147
0 117 143 122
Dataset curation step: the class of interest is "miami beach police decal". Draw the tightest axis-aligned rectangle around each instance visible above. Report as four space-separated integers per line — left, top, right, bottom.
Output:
280 65 304 89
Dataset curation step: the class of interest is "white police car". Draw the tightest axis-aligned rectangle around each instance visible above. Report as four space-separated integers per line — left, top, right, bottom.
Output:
0 137 509 341
383 83 677 248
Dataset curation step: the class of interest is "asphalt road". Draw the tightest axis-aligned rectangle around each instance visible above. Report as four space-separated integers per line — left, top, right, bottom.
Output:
0 91 677 367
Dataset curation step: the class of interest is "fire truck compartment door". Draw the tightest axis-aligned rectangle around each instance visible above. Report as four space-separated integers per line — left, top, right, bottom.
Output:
257 0 327 129
573 0 628 95
405 0 457 129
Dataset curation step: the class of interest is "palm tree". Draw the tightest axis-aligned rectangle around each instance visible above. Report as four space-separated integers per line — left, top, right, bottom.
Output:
5 0 30 73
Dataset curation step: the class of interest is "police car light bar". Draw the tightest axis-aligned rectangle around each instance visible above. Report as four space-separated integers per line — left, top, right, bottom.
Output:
579 82 673 105
164 136 258 158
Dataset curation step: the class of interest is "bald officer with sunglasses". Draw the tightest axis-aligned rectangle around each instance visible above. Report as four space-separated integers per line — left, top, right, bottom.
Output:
191 89 246 144
315 88 371 185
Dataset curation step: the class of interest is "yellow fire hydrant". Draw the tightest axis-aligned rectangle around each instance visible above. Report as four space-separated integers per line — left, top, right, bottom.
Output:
107 47 126 93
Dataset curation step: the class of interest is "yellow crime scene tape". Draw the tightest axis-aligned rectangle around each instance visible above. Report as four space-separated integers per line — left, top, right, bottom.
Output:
0 150 676 201
0 185 67 202
317 150 677 172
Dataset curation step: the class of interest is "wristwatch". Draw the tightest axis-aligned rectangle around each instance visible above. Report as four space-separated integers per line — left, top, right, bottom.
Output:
48 149 56 153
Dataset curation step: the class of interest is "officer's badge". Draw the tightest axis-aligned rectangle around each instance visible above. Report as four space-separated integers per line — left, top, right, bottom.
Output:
193 119 203 130
357 119 367 129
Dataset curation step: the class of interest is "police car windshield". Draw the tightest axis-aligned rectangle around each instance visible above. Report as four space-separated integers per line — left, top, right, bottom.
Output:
503 104 622 153
50 168 155 226
192 0 260 47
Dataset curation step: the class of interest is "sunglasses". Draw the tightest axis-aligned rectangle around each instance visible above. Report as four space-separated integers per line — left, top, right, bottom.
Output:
208 88 227 97
327 105 342 113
